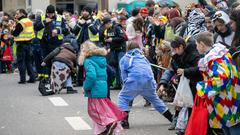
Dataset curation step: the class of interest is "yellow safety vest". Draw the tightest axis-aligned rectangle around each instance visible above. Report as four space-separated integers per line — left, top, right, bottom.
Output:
37 15 63 40
14 18 35 42
76 21 99 42
88 29 99 41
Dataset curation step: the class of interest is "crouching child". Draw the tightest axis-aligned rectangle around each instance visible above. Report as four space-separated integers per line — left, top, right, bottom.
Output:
41 42 78 94
118 41 173 129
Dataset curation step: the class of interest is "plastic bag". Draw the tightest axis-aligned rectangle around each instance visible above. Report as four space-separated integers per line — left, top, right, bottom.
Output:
185 95 208 135
1 45 13 61
173 74 193 107
176 107 188 131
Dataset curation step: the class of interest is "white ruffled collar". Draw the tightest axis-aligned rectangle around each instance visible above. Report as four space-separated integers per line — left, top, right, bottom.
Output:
198 43 228 71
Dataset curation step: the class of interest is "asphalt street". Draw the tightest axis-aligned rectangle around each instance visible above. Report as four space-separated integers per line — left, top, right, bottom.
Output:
0 74 175 135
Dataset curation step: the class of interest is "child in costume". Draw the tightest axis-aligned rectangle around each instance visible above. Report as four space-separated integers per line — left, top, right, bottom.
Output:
196 31 240 135
79 41 127 135
118 41 173 129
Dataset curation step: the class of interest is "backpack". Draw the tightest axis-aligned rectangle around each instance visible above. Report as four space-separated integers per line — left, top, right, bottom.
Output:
38 77 55 96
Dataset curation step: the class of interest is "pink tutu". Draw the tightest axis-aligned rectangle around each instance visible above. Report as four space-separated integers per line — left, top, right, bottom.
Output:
88 98 127 134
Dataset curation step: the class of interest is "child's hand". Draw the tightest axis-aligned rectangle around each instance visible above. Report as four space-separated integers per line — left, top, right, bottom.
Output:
82 88 85 95
79 19 86 24
86 19 92 24
177 68 184 75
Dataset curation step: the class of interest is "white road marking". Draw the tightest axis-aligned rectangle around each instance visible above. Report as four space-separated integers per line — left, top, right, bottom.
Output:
48 97 69 106
133 99 143 106
65 117 92 130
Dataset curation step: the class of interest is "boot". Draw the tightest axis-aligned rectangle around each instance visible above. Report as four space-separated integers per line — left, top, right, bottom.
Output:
106 122 117 135
175 130 185 135
98 122 117 135
129 100 133 107
143 99 151 107
162 110 173 122
121 111 130 129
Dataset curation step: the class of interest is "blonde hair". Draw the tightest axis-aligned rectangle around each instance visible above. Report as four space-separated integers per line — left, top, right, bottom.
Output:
78 41 107 65
126 41 140 51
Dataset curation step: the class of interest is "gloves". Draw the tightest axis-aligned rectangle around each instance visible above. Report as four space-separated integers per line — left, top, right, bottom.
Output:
79 19 86 24
86 19 92 24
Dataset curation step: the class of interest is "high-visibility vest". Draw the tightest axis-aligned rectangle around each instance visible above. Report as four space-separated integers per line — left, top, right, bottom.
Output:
37 15 63 40
14 18 35 42
88 29 99 41
76 21 99 42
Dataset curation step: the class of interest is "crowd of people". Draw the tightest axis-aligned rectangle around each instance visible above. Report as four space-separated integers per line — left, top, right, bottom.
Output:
1 0 240 134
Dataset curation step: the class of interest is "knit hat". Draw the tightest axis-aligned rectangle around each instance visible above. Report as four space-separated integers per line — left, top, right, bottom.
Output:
118 16 127 21
212 10 230 24
83 6 92 14
102 17 111 25
205 5 216 17
46 5 55 13
131 8 139 17
140 8 148 15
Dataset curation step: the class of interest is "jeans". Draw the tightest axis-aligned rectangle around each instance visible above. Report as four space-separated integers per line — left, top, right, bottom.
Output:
0 61 1 73
223 123 240 135
109 50 125 86
65 76 73 88
118 78 168 113
76 65 84 86
32 39 44 76
16 43 35 81
107 65 116 98
41 47 52 76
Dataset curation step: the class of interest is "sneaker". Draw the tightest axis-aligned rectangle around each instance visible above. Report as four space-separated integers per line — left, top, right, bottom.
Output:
110 85 122 90
98 130 108 135
66 87 78 94
35 76 44 81
129 100 133 107
144 100 151 107
168 116 178 130
121 119 129 129
27 79 35 83
18 81 26 84
107 122 117 135
175 130 185 135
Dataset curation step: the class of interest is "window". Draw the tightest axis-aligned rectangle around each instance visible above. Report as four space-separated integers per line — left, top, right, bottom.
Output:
0 0 2 10
28 0 31 6
56 0 74 2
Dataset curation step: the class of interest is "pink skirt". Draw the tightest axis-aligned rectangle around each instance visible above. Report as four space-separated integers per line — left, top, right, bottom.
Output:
88 98 127 135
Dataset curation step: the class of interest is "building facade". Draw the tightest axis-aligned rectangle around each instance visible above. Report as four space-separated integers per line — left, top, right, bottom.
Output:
1 0 108 14
1 0 240 14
